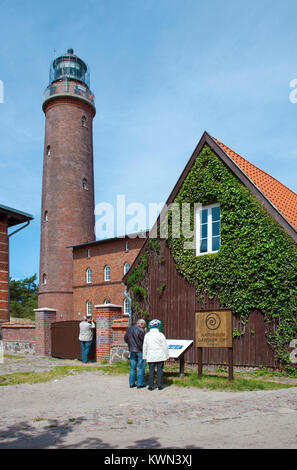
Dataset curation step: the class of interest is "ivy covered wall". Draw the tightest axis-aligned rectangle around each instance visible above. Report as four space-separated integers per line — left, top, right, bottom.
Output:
128 145 297 368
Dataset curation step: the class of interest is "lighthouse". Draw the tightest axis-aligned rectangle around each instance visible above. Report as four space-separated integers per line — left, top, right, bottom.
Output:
38 49 96 320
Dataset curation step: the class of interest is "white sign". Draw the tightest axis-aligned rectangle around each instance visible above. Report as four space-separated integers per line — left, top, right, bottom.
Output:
166 339 193 359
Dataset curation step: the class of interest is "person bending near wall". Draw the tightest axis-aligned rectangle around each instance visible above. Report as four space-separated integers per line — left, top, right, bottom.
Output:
143 319 169 391
124 319 147 389
79 314 96 363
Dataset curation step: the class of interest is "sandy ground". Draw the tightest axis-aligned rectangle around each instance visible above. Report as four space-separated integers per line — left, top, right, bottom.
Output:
0 356 297 449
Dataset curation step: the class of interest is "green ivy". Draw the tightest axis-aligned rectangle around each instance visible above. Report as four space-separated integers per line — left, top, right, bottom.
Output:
166 145 297 367
128 144 297 368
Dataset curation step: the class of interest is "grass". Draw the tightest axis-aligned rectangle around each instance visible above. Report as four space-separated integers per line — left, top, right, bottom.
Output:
4 354 25 359
0 360 295 391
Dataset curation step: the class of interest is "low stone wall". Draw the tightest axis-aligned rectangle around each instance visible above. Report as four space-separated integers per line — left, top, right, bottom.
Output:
1 322 36 354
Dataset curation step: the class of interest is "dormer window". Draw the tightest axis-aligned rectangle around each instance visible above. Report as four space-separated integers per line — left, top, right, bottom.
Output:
195 203 221 256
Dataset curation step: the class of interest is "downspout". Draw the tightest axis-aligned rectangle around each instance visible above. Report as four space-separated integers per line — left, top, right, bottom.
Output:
7 221 31 321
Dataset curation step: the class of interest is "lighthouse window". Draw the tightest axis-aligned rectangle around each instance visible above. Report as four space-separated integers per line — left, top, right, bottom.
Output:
81 116 87 127
44 211 48 222
104 265 110 281
43 274 47 285
82 178 88 190
46 146 51 156
86 268 92 284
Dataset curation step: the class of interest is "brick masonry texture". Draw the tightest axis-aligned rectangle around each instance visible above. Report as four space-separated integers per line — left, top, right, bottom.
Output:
72 236 146 319
0 216 9 322
34 308 56 356
39 85 96 322
95 305 123 361
2 322 36 343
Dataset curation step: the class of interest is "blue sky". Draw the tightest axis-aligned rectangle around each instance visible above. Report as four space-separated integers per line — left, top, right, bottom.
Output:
1 0 297 281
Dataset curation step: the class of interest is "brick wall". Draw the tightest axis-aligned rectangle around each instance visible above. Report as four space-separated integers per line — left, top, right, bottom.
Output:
34 308 56 356
0 216 9 322
2 322 36 354
72 235 146 319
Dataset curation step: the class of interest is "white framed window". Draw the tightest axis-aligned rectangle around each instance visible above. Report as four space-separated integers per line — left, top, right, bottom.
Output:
104 265 110 281
104 298 110 304
124 262 130 275
195 203 221 256
86 300 92 316
124 298 130 315
86 268 92 283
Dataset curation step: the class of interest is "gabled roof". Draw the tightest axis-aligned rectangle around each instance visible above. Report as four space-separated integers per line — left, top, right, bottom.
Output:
123 131 297 284
213 137 297 232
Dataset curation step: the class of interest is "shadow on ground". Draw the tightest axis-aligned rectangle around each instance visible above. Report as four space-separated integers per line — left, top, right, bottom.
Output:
0 417 113 449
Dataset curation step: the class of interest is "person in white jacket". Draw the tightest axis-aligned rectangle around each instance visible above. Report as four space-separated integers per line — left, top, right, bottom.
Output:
143 319 169 390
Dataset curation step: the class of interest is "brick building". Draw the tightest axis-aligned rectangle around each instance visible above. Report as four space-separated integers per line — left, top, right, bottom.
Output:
71 234 147 320
0 204 33 323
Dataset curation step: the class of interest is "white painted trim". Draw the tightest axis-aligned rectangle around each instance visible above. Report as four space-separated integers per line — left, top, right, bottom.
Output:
195 203 220 256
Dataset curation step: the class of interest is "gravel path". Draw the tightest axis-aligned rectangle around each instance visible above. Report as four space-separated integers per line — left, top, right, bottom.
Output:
0 355 296 449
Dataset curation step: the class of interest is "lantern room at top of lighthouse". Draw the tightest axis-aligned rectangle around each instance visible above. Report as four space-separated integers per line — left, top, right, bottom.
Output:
49 48 90 87
43 48 95 111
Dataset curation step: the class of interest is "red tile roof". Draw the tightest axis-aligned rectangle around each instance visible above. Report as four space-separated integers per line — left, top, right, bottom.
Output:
213 137 297 231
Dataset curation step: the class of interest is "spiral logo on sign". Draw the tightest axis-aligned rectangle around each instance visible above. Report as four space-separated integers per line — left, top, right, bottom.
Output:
206 313 221 330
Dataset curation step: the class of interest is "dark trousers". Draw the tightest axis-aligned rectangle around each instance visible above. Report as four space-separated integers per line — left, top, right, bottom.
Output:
148 361 164 388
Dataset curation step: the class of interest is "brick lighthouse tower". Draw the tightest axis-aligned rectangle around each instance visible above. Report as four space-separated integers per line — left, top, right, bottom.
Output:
38 49 96 320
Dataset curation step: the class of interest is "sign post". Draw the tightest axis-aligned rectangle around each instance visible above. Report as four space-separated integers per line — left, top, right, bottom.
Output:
166 339 193 377
195 310 233 381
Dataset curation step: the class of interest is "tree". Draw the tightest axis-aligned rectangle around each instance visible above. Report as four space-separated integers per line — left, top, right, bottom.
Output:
9 274 38 320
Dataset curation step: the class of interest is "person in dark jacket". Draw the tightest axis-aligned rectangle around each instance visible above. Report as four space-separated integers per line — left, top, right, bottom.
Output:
124 319 147 388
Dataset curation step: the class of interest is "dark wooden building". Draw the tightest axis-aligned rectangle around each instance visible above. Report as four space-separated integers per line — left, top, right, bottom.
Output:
124 132 297 368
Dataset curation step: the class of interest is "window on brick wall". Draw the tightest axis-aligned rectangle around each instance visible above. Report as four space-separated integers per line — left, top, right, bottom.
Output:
124 298 130 315
104 265 110 281
44 211 48 222
125 240 129 251
86 300 92 316
87 248 91 258
124 262 130 275
104 298 110 304
82 178 88 190
46 145 51 156
43 274 47 285
86 268 92 283
82 116 87 127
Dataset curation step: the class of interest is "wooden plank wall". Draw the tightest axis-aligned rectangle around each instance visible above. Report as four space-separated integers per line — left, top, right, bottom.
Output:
148 240 278 368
